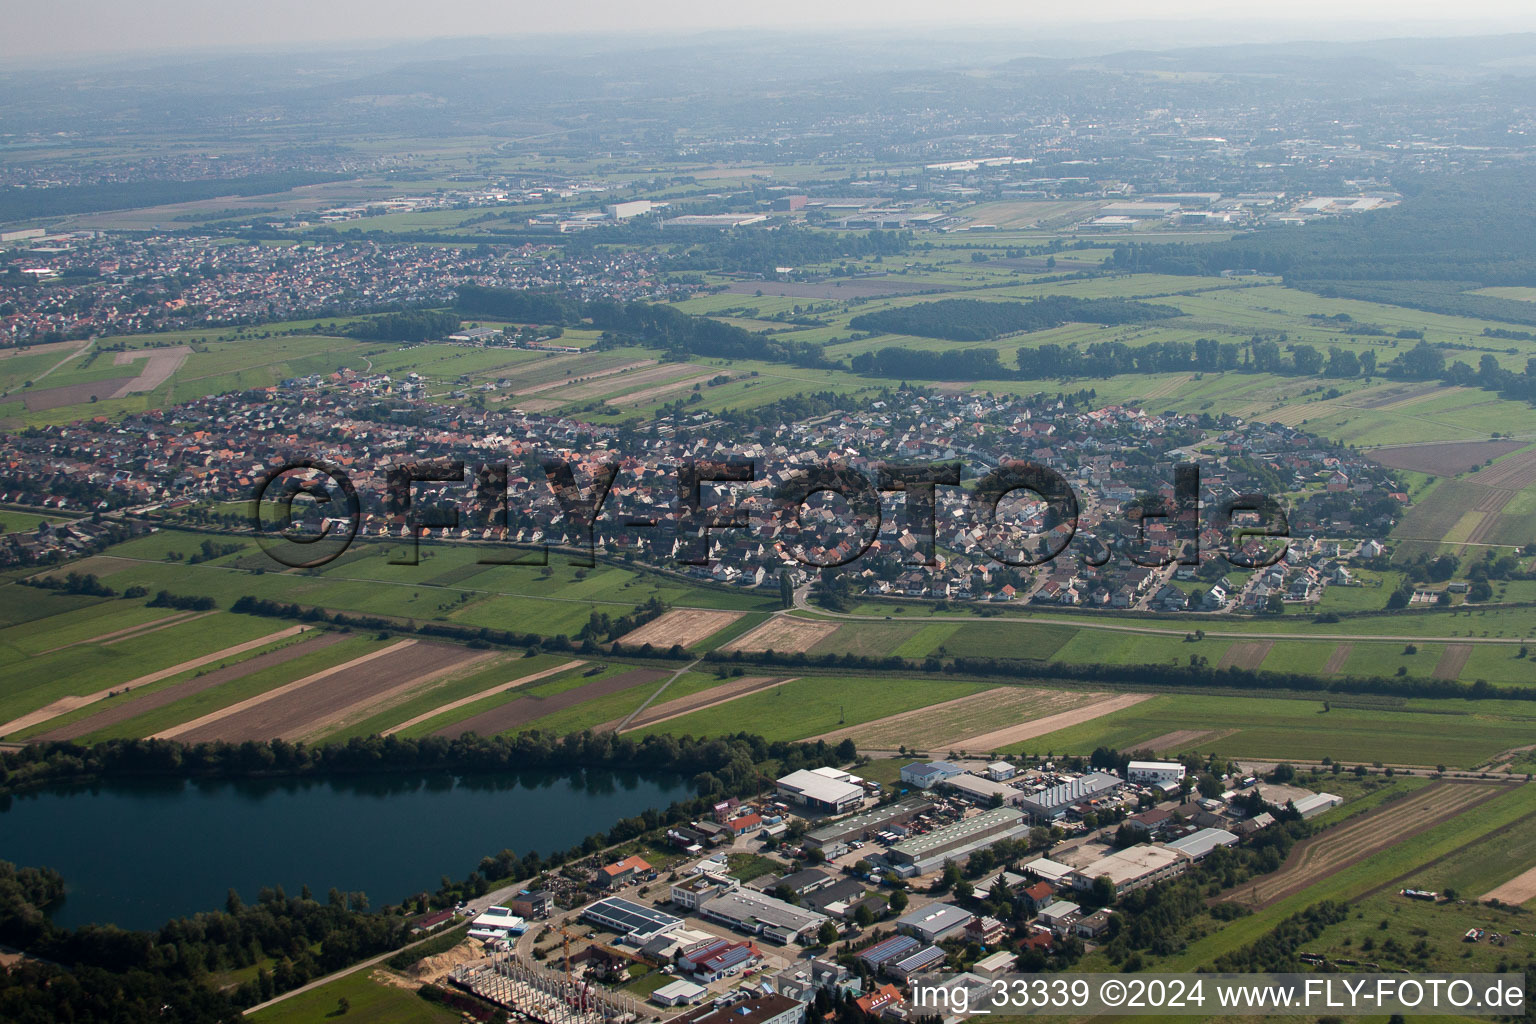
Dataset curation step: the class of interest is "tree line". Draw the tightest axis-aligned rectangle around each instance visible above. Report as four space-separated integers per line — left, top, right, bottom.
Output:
343 310 461 342
700 645 1530 703
0 728 848 1020
455 286 833 368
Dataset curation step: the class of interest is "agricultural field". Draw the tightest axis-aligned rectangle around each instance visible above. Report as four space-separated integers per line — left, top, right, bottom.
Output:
808 686 1131 752
627 674 992 743
1017 693 1536 768
1226 781 1505 908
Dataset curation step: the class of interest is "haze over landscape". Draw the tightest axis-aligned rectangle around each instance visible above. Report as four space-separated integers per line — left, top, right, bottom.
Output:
2 10 1536 1024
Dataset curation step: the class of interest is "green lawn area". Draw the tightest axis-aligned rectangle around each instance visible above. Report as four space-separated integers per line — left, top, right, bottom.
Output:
247 969 459 1024
726 852 787 882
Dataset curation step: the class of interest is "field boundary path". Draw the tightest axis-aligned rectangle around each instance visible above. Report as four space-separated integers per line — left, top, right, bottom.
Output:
0 625 309 738
381 660 583 736
293 649 501 742
149 639 412 740
612 672 792 733
32 632 350 743
33 609 205 655
1223 781 1505 909
611 659 700 732
950 692 1153 751
1481 864 1536 905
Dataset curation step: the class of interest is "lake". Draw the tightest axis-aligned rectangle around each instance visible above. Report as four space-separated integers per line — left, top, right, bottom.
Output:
0 769 687 931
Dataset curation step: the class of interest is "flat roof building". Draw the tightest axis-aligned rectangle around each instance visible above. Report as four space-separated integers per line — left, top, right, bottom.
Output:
900 761 963 789
888 807 1029 872
1018 773 1124 821
1126 761 1186 784
698 890 829 944
804 795 936 849
1164 827 1239 861
581 896 684 944
893 903 974 943
776 768 865 813
652 979 707 1006
1070 845 1188 896
670 992 805 1024
943 774 1021 806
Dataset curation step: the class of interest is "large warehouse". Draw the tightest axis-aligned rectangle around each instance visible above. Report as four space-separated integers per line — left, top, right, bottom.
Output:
698 890 829 944
581 896 684 944
776 767 866 813
887 807 1029 872
942 774 1021 806
804 795 936 850
1069 845 1188 896
1018 773 1124 821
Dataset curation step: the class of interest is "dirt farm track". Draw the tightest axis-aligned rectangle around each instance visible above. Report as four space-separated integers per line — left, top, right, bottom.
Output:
1225 781 1505 909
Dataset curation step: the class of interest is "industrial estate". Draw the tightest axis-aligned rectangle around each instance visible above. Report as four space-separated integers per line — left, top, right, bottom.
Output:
1 18 1536 1024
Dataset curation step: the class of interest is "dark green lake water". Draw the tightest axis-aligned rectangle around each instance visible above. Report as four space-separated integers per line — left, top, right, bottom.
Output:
0 769 686 931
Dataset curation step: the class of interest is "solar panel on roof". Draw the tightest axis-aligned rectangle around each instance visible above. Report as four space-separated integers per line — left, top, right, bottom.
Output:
859 934 919 964
583 897 681 936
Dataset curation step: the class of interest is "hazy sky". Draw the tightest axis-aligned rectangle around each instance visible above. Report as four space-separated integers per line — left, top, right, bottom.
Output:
7 0 1536 60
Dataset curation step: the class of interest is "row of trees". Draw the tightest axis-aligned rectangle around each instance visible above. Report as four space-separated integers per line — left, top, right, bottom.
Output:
700 644 1527 702
454 286 832 368
343 310 460 342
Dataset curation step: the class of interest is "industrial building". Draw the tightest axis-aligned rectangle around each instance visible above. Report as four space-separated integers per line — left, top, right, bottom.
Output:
698 889 829 944
651 979 707 1006
987 761 1017 781
1018 773 1124 821
857 933 921 970
678 937 762 982
1126 761 1186 785
1022 857 1074 885
448 326 502 343
468 905 526 941
1292 792 1344 819
605 200 656 219
893 902 974 942
670 874 738 910
1070 845 1188 896
803 795 935 849
662 213 768 229
900 761 963 789
1164 827 1239 860
670 991 806 1024
776 767 866 813
942 774 1021 806
581 896 684 944
508 889 552 919
889 944 946 979
888 806 1030 872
